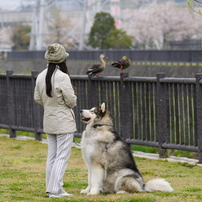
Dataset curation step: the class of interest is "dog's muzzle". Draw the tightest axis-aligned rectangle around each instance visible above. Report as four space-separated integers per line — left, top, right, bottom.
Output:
81 117 91 122
80 110 91 122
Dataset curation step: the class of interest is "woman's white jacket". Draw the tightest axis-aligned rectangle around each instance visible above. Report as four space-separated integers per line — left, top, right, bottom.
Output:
34 68 77 134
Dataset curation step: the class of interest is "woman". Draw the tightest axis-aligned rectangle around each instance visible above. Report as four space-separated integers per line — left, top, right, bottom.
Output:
34 43 77 198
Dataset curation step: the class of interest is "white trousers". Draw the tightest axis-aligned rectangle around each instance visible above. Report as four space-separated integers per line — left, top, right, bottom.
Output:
46 133 73 194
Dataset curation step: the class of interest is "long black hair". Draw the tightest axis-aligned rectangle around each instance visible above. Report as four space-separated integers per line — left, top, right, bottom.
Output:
45 60 70 97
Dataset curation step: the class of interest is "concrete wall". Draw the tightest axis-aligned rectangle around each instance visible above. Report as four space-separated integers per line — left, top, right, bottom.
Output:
1 60 202 78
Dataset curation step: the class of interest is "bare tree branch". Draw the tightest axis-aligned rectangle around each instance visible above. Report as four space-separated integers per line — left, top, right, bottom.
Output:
187 0 202 15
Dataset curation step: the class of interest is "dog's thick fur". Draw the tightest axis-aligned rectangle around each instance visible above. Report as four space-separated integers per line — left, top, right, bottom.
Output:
80 103 174 195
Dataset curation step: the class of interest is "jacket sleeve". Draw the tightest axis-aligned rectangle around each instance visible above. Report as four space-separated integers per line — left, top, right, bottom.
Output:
60 74 77 108
34 79 44 106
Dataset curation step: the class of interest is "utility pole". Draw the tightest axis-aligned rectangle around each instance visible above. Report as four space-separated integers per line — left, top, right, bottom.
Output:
79 0 87 50
29 0 38 50
37 0 45 50
29 0 55 50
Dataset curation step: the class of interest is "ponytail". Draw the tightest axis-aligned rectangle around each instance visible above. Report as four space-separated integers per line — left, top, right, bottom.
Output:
45 60 70 97
46 63 57 97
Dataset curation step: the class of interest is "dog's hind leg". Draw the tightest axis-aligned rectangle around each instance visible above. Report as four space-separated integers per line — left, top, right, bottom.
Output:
114 176 144 193
88 165 105 195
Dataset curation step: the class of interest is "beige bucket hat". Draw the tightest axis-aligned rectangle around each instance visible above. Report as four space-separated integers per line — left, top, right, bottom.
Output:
45 43 69 64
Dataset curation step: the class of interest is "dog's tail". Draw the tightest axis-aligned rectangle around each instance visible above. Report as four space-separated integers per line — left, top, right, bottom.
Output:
144 178 174 192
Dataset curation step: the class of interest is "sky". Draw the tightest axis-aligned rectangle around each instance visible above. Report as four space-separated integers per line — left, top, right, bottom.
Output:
0 0 21 10
0 0 35 10
0 0 185 11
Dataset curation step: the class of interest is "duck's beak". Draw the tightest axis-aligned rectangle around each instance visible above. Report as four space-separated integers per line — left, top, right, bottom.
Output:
105 56 108 59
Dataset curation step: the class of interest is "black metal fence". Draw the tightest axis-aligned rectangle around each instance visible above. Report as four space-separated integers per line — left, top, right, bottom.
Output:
6 50 202 62
1 71 202 163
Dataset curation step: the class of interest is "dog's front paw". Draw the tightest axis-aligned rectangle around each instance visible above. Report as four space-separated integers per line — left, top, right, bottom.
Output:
116 190 128 194
80 187 90 194
87 189 100 195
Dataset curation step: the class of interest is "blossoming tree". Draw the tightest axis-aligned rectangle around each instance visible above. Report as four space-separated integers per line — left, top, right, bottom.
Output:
124 1 202 49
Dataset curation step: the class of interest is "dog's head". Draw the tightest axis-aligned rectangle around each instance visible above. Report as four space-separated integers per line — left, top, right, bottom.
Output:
80 102 107 125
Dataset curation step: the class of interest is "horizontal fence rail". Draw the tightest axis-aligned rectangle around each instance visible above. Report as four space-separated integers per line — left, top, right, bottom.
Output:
0 71 202 163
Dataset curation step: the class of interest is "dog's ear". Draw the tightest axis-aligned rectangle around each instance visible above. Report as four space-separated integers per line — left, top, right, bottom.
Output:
101 102 106 113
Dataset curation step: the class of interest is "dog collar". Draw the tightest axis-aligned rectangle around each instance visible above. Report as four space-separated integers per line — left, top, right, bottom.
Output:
93 124 112 128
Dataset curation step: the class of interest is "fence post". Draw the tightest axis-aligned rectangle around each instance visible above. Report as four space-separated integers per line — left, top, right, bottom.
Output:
6 70 16 138
156 72 169 157
195 73 202 163
31 71 42 141
120 72 132 143
87 75 99 108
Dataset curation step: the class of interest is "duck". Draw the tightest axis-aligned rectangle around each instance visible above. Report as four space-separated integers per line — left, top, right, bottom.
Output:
86 54 108 76
111 56 131 73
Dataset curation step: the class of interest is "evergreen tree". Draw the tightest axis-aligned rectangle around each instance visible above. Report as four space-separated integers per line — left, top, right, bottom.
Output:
107 29 132 49
88 12 115 49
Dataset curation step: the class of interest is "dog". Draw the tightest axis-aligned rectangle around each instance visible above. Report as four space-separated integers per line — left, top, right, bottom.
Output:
80 102 174 195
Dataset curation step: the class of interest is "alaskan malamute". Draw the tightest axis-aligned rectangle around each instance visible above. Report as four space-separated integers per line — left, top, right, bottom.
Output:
80 103 174 195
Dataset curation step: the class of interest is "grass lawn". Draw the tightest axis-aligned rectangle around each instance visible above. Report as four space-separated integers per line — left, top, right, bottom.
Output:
0 136 202 202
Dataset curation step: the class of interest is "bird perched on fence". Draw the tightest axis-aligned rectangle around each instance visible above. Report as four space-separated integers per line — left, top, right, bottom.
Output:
86 54 108 76
111 56 131 73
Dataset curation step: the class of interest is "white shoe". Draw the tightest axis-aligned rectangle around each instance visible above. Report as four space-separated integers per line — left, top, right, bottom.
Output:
48 192 73 198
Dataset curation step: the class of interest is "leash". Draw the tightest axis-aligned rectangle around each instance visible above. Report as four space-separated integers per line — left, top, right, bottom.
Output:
73 140 81 147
